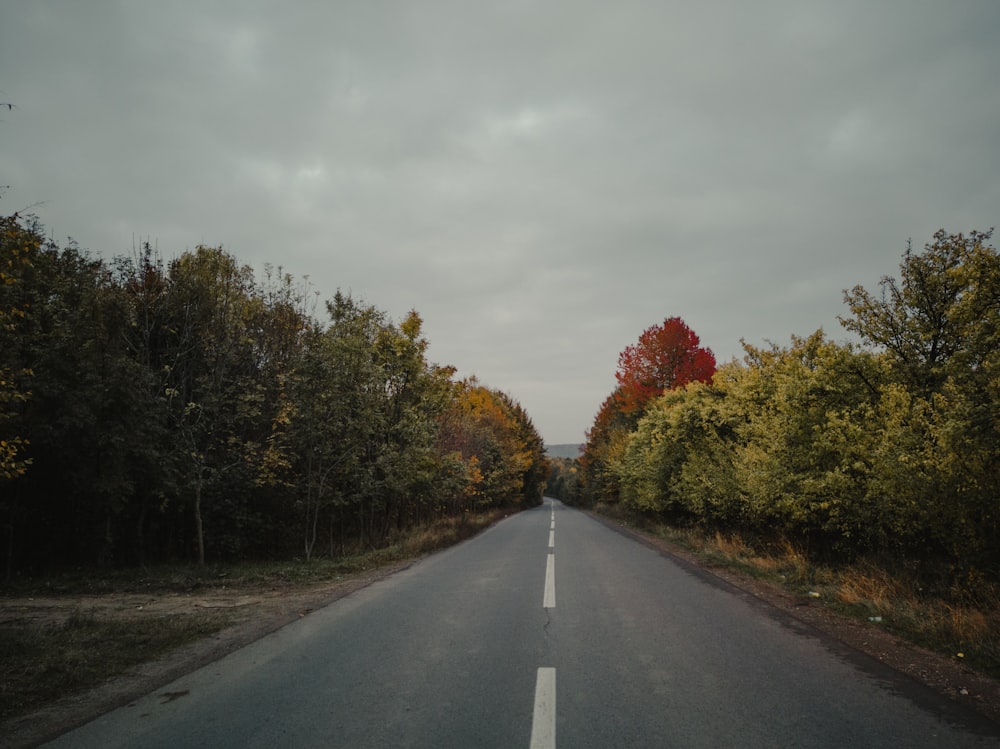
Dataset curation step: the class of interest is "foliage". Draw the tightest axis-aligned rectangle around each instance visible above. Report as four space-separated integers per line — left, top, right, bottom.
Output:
581 316 715 506
615 316 716 414
0 214 548 573
435 379 548 513
546 457 581 504
841 228 998 396
578 390 633 505
587 230 1000 591
617 379 739 523
842 229 1000 571
0 214 36 483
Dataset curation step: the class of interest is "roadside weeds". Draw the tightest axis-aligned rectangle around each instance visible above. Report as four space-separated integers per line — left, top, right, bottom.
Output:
0 510 505 748
588 505 1000 727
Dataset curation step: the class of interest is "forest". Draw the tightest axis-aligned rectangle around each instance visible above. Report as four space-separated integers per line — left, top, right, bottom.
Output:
0 213 548 575
554 229 999 589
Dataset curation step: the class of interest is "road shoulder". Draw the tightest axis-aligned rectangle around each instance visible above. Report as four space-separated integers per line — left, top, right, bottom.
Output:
586 511 1000 728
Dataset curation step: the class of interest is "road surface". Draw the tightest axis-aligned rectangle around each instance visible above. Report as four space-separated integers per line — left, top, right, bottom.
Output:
46 499 1000 747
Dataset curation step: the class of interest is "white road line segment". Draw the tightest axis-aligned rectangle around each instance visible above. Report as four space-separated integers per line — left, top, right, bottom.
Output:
548 530 555 548
529 668 556 749
544 552 556 608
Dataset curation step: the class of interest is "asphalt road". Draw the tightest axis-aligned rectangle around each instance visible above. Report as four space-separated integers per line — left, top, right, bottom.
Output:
46 499 1000 748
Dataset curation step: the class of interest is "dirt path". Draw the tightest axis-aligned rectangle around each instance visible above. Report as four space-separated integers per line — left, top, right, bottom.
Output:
0 562 413 749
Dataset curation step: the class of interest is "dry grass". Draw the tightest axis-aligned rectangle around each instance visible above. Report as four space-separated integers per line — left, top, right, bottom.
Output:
386 509 507 559
827 561 1000 670
836 564 910 614
601 508 1000 679
0 609 236 723
0 509 509 724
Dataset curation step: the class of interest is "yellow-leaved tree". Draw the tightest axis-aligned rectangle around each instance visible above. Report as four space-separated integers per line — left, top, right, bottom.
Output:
0 214 36 481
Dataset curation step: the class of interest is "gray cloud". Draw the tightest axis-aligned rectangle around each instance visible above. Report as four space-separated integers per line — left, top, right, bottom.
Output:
3 0 998 443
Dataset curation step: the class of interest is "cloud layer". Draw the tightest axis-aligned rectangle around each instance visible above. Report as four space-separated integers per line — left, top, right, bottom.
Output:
3 0 998 443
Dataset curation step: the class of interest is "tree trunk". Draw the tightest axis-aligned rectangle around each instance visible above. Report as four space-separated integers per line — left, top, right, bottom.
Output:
4 520 13 583
304 484 318 562
194 468 205 565
135 492 147 567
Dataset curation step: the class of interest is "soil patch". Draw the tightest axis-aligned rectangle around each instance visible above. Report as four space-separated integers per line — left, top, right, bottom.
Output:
0 562 411 749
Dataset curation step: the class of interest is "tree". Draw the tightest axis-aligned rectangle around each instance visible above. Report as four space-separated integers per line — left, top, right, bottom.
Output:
111 245 182 565
491 389 548 507
579 389 633 505
287 321 370 559
164 246 262 565
284 295 385 557
616 379 737 521
615 316 716 414
546 457 581 505
0 214 36 579
5 233 133 567
371 309 450 532
436 380 547 511
582 317 716 505
0 217 556 571
725 333 886 551
0 214 35 482
841 229 1000 569
840 228 998 395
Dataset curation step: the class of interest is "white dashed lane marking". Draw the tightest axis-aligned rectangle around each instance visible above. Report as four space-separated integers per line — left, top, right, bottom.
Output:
543 552 555 608
534 505 557 747
530 667 556 749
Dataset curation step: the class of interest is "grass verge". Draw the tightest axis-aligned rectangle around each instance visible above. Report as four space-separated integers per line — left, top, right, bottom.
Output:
0 508 508 725
0 610 234 724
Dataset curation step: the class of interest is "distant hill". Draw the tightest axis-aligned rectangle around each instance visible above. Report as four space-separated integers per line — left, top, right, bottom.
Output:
545 443 584 459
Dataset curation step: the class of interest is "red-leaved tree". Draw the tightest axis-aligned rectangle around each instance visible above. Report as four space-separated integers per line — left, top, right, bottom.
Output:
615 316 716 413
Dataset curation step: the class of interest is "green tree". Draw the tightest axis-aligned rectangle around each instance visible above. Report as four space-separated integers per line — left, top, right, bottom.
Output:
10 236 136 565
546 457 581 505
111 245 182 564
579 389 634 506
726 333 884 552
284 298 383 557
164 246 263 565
616 379 739 523
840 229 998 395
371 309 450 532
842 229 1000 570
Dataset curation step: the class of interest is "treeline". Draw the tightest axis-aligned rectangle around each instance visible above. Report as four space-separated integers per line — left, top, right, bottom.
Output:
0 214 547 574
564 230 999 583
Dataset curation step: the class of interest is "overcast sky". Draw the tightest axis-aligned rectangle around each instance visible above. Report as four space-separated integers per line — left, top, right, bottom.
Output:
2 1 998 444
